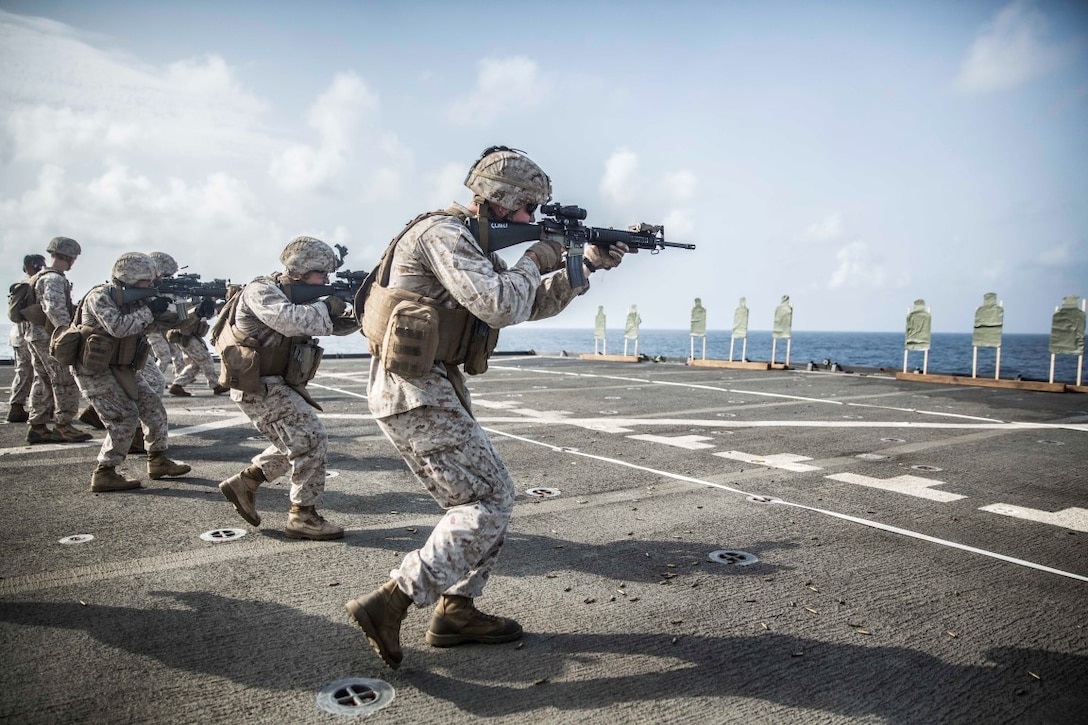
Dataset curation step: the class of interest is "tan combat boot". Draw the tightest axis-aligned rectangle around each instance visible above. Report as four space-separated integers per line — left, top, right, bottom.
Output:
147 452 191 479
78 406 105 429
284 504 343 540
168 384 191 397
211 383 230 395
425 595 523 647
90 465 141 492
218 466 264 526
54 422 93 443
344 580 414 669
26 424 63 444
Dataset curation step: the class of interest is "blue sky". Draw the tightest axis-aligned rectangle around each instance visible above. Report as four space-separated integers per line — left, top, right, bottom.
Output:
1 0 1085 333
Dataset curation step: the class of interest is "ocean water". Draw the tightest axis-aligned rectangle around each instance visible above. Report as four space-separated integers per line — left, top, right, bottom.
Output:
3 322 1083 384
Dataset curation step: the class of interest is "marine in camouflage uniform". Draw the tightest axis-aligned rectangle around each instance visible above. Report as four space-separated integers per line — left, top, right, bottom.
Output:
217 236 359 540
25 237 93 444
6 254 47 423
73 252 192 492
345 146 628 669
147 251 228 397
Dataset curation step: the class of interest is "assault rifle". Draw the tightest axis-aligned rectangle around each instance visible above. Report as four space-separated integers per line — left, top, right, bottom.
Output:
285 245 372 305
467 202 696 288
118 286 162 305
157 273 230 305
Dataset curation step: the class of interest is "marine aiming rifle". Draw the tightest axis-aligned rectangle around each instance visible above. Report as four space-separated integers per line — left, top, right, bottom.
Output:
468 202 696 288
286 245 371 305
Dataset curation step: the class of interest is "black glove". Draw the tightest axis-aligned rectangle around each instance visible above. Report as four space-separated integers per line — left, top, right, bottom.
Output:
196 297 217 318
146 297 171 315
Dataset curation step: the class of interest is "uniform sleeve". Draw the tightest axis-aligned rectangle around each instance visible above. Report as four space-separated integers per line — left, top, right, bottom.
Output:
38 274 73 328
528 267 586 321
85 288 154 337
243 281 333 337
418 219 543 329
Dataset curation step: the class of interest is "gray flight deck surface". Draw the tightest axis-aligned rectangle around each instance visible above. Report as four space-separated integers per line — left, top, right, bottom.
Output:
1 356 1086 724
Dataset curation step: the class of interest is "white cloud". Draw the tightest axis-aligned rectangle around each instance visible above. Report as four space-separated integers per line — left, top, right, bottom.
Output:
425 161 468 209
600 148 639 204
1038 242 1071 266
0 163 279 287
446 56 543 126
828 241 888 289
661 170 697 204
955 0 1074 93
805 212 845 242
269 72 376 193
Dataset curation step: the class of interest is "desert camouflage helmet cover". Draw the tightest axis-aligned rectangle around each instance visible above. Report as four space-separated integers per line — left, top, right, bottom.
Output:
112 252 158 286
149 251 179 277
280 236 339 275
464 146 552 210
46 236 82 257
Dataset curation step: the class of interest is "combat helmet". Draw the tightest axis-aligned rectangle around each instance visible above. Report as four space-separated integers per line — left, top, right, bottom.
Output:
46 236 82 258
464 146 552 212
280 236 339 275
111 252 158 287
149 251 179 278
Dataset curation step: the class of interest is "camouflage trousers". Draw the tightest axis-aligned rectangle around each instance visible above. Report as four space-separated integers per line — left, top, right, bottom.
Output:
378 405 515 606
73 365 170 467
147 331 184 375
8 342 33 406
27 338 79 426
231 379 327 507
173 336 219 387
141 356 167 397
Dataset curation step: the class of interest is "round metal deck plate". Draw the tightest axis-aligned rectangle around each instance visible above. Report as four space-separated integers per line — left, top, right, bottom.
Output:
911 465 943 472
59 534 94 545
526 487 561 498
1036 440 1064 446
199 528 247 543
881 437 906 443
746 495 780 504
708 550 760 566
316 677 395 716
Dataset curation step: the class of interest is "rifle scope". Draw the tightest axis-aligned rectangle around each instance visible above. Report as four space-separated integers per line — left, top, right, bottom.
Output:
541 203 587 221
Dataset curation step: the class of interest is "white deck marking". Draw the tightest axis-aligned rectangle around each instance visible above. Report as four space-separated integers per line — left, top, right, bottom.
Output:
826 472 966 502
627 434 716 450
715 451 822 472
171 416 253 436
482 425 1088 583
979 504 1088 533
309 382 368 400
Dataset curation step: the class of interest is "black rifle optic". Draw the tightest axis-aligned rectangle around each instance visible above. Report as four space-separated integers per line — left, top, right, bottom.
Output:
468 202 696 288
285 245 372 305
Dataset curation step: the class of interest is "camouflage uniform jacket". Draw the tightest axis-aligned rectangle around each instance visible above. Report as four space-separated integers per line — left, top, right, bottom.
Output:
26 268 74 342
368 202 587 417
78 284 155 339
235 275 333 379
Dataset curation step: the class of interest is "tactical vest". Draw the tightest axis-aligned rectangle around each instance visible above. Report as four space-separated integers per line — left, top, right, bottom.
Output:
361 207 499 377
211 279 321 395
63 285 150 373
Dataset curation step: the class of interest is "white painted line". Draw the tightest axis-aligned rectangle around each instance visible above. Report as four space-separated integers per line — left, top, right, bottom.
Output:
826 472 966 502
715 450 822 472
482 425 1088 584
627 434 717 450
172 416 253 436
309 383 368 400
979 504 1088 533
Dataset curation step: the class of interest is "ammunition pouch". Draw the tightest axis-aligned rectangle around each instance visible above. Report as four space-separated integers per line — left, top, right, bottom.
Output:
284 338 323 386
80 332 115 374
363 281 499 378
50 324 88 367
219 341 262 394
